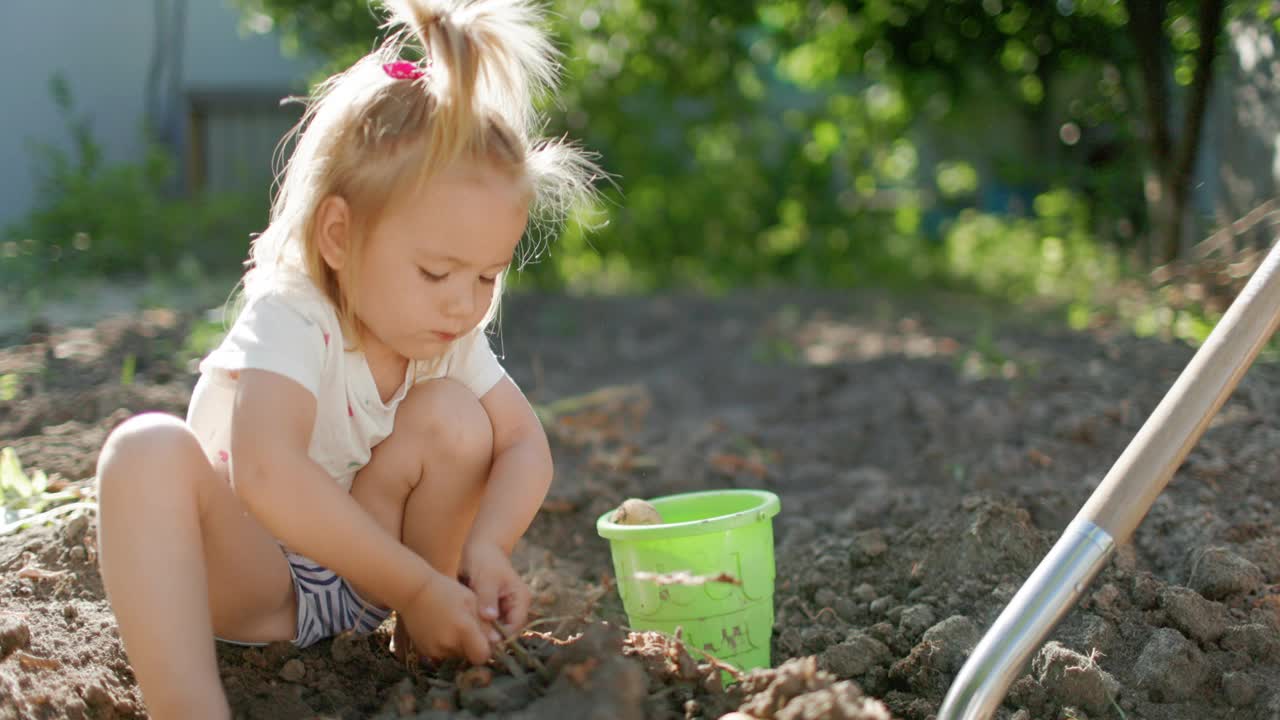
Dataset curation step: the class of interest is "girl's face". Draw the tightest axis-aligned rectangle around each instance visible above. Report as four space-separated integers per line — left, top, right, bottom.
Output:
327 162 528 362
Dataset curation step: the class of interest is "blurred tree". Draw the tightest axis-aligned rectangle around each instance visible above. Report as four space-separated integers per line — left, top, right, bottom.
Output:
233 0 1278 287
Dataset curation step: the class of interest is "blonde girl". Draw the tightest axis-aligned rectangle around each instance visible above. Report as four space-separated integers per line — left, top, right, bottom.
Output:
93 1 598 717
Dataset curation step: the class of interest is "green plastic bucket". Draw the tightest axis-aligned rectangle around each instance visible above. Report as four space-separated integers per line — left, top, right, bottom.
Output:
596 489 781 673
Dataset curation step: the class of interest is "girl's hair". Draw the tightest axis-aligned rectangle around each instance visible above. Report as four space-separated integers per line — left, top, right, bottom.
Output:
242 0 600 343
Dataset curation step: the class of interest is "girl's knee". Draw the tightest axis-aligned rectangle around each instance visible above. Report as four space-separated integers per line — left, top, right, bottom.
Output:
97 413 203 490
400 379 493 466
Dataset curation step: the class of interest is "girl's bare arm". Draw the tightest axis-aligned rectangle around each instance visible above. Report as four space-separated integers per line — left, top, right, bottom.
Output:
468 375 553 555
229 369 440 610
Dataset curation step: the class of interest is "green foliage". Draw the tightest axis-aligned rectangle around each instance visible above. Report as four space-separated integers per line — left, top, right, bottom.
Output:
1 74 267 300
943 188 1119 302
0 447 89 536
226 0 1276 351
178 317 231 372
229 0 1160 292
0 374 18 403
0 447 46 506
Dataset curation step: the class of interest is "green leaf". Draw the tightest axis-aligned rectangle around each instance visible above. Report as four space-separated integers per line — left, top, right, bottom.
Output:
0 447 34 500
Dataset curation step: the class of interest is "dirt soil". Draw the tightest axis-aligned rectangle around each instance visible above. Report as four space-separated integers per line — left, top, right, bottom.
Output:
1 289 1278 720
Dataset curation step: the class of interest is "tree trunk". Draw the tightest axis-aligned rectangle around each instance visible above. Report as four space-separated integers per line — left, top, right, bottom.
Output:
1124 0 1174 264
1165 0 1227 262
1125 0 1229 265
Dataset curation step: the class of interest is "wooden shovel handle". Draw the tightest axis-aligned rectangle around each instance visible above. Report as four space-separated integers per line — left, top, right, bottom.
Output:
1080 240 1280 542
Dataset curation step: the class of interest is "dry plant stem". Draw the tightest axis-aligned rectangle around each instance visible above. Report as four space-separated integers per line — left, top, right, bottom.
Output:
617 622 746 683
497 651 526 679
494 621 551 681
524 629 575 647
520 615 584 635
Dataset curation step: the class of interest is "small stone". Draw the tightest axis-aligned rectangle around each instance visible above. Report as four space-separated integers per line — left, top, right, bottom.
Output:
868 622 896 646
1009 710 1031 720
886 605 905 624
833 597 859 623
263 640 295 666
853 583 877 602
1188 546 1264 600
898 604 936 639
801 626 831 653
0 614 31 657
920 616 979 673
611 498 663 525
63 697 87 720
279 658 306 682
1159 585 1228 644
84 682 112 709
1131 573 1162 610
1089 583 1123 614
1222 671 1258 707
63 514 90 545
850 529 888 567
869 597 893 615
814 587 837 608
1133 628 1210 702
819 633 891 678
69 547 87 563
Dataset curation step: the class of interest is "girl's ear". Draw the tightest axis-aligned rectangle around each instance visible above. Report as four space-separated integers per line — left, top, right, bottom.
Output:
316 195 351 271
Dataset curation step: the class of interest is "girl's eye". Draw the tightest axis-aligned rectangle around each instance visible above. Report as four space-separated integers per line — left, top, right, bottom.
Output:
419 268 447 282
479 275 497 285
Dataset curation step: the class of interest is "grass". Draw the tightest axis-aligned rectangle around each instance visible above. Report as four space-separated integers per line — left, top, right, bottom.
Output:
0 374 18 402
0 447 92 536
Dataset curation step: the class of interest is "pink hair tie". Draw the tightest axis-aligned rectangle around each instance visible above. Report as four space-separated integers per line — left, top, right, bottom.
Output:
382 61 427 80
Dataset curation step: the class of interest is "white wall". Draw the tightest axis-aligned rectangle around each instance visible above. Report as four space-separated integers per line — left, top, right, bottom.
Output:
0 0 321 228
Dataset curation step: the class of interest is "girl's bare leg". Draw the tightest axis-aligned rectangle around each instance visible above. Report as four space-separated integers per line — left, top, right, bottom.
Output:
348 379 493 647
96 413 297 720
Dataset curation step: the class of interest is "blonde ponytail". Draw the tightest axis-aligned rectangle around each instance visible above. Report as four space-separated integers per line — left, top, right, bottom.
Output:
378 0 560 170
244 0 601 342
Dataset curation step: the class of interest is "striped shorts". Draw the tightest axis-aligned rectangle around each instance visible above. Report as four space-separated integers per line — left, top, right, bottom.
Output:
215 549 392 649
285 551 392 647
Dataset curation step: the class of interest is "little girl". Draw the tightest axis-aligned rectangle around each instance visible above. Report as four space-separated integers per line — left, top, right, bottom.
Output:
93 1 599 718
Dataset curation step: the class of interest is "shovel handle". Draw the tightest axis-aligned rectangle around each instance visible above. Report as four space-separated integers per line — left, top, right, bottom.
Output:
938 238 1280 720
1081 243 1280 541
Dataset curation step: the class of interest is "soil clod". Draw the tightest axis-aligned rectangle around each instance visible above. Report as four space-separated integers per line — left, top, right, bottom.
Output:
1133 628 1212 702
1188 546 1265 600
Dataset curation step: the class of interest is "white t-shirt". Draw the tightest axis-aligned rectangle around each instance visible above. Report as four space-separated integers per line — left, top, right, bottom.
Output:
186 278 506 491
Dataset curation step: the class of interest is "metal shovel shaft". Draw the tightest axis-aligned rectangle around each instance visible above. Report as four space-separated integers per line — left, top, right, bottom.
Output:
938 239 1280 720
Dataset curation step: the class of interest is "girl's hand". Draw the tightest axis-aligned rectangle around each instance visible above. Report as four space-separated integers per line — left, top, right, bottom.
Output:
459 541 532 632
398 570 492 665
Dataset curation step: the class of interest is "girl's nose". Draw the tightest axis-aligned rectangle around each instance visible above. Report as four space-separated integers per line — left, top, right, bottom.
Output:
444 286 475 317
